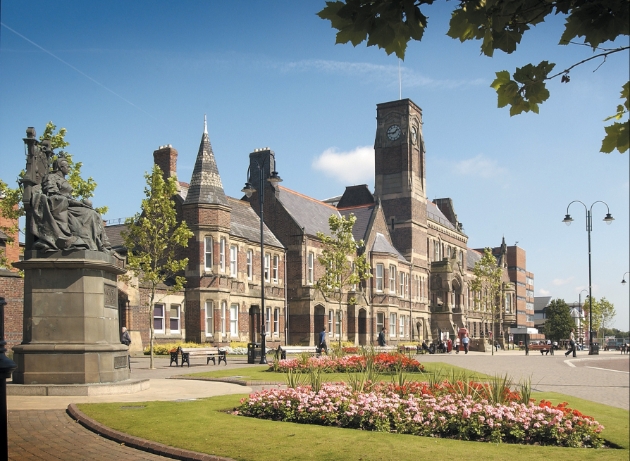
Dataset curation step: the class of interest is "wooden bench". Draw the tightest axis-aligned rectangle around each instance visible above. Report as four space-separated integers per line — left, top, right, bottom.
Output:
374 345 398 353
398 344 420 353
175 347 227 367
276 345 320 360
523 344 552 355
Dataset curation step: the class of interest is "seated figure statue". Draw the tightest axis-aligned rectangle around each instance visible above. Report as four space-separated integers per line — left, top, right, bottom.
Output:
31 155 111 252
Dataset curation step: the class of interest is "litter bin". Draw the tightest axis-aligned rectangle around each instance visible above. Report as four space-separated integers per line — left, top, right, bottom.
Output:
247 343 261 364
591 343 599 355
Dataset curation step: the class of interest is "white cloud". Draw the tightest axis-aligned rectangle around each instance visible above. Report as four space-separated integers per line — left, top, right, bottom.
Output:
454 154 507 179
312 146 374 184
277 59 485 89
538 289 550 296
552 277 574 286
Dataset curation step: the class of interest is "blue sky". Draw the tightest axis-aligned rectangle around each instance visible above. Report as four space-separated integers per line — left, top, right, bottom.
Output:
1 1 628 329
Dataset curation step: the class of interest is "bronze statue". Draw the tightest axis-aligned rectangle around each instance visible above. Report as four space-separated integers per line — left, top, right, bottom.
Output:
23 127 111 253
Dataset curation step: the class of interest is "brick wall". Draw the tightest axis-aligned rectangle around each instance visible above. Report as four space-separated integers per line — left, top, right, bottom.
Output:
0 270 24 350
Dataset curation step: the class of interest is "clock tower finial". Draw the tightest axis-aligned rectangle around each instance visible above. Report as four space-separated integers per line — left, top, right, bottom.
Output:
204 114 207 134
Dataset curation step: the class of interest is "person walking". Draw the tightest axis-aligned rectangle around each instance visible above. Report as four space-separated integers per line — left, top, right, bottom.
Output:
318 327 328 355
462 333 470 354
377 327 386 347
565 328 577 357
454 336 460 354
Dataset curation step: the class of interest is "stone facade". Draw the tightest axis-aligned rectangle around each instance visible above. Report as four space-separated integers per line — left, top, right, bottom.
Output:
3 98 535 351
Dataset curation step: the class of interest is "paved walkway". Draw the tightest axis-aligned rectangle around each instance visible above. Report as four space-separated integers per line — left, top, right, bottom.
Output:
417 349 630 410
7 350 629 460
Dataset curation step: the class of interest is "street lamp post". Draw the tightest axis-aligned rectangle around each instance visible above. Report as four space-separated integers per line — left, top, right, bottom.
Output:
622 272 629 285
563 201 614 355
242 149 282 365
578 289 589 343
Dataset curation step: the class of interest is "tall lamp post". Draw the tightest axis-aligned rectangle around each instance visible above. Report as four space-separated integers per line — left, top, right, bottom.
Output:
242 149 282 365
563 200 614 355
622 272 629 285
578 289 589 343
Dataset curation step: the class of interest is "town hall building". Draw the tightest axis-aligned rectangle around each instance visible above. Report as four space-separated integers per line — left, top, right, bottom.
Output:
104 98 533 351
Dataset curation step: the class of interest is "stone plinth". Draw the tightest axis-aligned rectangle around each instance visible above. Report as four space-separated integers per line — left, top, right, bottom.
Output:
12 250 129 384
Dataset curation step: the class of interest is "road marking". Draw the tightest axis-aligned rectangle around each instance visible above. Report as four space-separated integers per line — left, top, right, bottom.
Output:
584 366 629 374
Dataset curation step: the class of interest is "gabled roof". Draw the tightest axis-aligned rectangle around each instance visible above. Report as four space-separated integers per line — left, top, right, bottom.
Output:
184 128 229 207
229 197 283 248
277 186 339 237
372 232 407 262
338 204 374 242
427 201 456 231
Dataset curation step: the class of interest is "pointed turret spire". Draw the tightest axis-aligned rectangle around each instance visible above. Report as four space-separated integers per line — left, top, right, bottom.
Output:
184 118 229 206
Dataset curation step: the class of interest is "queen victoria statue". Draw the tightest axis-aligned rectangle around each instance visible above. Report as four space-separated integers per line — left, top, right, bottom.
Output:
30 154 111 252
12 127 129 386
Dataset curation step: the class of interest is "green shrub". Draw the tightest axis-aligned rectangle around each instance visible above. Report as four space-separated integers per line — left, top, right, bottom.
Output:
143 341 209 355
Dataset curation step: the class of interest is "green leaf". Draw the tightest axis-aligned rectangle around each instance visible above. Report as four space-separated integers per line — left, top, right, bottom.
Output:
601 121 629 153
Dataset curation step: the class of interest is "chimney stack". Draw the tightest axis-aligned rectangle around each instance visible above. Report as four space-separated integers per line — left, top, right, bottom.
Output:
153 144 179 186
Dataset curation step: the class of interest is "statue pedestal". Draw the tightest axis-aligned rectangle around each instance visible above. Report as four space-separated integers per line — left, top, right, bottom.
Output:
12 250 129 385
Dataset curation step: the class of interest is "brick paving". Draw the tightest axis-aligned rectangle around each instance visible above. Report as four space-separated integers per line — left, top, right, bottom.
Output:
6 351 629 460
8 409 171 461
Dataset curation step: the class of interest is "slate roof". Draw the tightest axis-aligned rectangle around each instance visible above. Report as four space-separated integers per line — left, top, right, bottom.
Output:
229 197 283 248
338 204 374 242
104 224 127 253
104 199 283 251
183 129 229 206
427 201 456 231
372 232 407 262
277 186 340 237
466 248 482 270
337 185 374 209
534 296 552 313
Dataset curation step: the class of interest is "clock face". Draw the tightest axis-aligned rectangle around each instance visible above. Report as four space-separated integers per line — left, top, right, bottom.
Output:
411 126 418 145
387 124 401 141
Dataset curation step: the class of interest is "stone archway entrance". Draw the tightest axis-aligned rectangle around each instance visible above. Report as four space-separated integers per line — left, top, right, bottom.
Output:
358 308 367 346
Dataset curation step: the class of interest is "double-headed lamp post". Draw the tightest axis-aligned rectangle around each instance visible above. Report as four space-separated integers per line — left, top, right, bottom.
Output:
563 200 614 355
578 289 589 342
242 149 282 365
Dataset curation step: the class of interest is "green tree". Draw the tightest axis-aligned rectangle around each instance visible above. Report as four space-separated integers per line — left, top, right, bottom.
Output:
584 296 617 340
315 214 372 348
318 0 629 153
469 248 502 355
121 165 193 369
0 122 108 269
544 299 575 341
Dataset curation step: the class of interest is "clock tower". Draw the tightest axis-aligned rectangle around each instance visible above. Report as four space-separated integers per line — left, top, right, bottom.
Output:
374 98 427 267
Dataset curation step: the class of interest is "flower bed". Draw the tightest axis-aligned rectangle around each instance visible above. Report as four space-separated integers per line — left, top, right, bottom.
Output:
271 353 424 373
236 381 604 448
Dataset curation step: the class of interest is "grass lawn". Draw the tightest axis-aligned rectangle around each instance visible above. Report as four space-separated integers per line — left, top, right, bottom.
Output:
78 387 629 461
181 362 492 384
